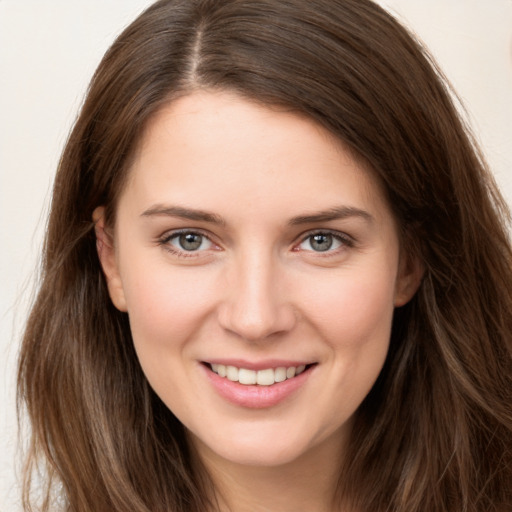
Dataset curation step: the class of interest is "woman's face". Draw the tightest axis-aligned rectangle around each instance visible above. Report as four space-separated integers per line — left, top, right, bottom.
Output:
97 91 419 468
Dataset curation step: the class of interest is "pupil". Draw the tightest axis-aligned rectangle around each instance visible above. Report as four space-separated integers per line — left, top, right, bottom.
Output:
311 234 332 252
179 233 202 251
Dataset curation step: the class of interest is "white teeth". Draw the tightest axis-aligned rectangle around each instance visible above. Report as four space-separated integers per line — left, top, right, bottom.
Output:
238 368 257 385
226 365 239 382
210 364 310 385
286 367 296 379
257 368 275 386
274 367 287 383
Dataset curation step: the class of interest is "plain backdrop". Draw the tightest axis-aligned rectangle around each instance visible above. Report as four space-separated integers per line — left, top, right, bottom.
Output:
1 1 511 510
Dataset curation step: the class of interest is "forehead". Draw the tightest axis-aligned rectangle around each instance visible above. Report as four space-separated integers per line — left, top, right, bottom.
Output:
121 91 391 226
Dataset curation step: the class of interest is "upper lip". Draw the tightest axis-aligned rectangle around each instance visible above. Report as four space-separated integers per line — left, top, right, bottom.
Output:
203 359 315 371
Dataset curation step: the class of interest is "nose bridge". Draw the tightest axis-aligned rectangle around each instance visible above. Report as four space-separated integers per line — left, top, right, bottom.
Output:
219 245 294 341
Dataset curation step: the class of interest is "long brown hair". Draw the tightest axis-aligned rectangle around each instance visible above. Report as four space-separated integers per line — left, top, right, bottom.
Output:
18 0 512 510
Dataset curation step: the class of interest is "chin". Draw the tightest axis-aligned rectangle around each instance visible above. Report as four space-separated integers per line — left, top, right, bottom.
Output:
190 421 333 469
213 444 308 468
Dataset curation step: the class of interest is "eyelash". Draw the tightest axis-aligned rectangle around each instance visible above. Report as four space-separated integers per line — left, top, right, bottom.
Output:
295 229 355 255
157 229 217 258
157 229 355 258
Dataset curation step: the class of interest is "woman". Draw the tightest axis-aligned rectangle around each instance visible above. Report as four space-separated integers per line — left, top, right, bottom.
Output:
18 0 512 511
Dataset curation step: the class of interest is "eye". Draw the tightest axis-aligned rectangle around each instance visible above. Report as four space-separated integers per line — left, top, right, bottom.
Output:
297 231 351 253
164 231 214 252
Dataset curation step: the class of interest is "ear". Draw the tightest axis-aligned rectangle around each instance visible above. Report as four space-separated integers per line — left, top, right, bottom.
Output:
92 206 128 312
394 250 424 307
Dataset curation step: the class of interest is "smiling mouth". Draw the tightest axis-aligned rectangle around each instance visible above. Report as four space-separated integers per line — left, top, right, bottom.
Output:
205 363 315 386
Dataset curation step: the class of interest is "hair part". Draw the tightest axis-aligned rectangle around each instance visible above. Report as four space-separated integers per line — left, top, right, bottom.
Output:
18 1 512 511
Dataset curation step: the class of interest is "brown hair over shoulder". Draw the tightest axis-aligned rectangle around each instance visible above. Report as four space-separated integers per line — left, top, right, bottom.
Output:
18 1 512 511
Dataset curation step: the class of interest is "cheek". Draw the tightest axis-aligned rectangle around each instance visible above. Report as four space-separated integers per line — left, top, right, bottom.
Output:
300 260 397 411
304 266 396 421
305 264 397 345
118 258 221 413
119 256 217 358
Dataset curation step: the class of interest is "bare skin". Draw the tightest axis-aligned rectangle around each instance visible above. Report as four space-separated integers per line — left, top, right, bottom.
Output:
192 417 350 512
94 91 422 512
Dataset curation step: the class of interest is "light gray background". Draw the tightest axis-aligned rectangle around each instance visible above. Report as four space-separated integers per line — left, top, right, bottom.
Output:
1 1 511 510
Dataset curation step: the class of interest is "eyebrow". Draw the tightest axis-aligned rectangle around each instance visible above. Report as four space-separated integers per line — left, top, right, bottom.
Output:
141 205 227 226
288 206 373 225
140 204 373 226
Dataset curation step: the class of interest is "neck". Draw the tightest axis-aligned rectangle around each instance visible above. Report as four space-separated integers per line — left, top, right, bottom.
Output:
190 430 351 512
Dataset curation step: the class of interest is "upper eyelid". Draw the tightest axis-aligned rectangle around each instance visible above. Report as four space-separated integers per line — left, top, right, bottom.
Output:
295 228 354 244
293 230 356 256
159 227 215 243
157 227 354 249
158 229 218 258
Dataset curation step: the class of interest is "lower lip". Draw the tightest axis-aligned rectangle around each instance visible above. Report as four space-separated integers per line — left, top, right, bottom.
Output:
202 364 314 409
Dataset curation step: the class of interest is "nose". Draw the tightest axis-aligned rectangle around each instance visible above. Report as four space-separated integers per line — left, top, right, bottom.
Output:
217 250 296 342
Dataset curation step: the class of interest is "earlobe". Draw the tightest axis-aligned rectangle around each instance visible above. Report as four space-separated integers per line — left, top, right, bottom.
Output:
92 206 128 312
394 252 424 307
